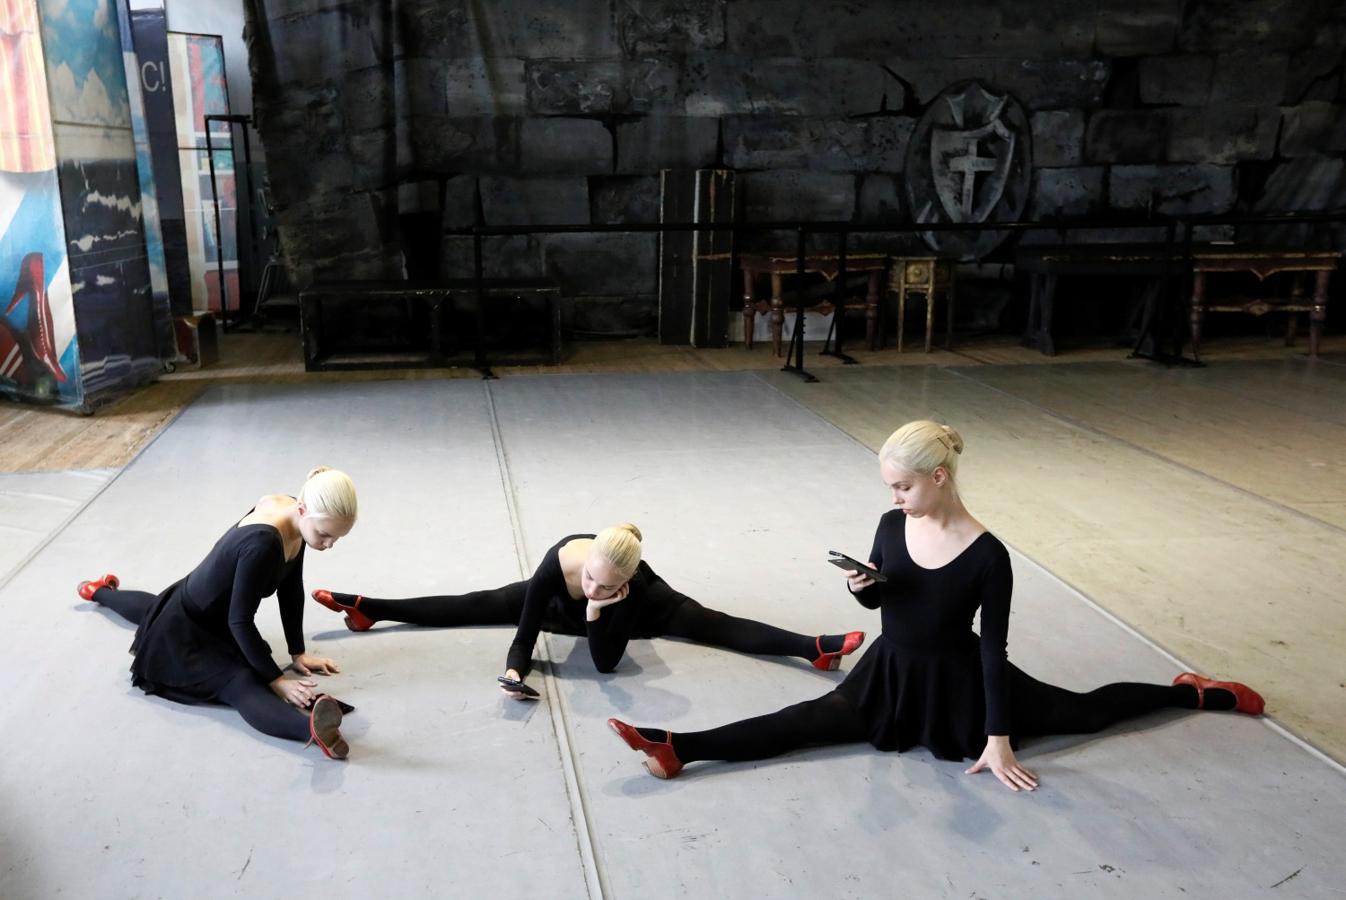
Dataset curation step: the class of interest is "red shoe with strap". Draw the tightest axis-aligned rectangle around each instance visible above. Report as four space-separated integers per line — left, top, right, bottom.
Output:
311 589 375 632
308 695 349 760
1173 672 1265 716
77 573 120 601
608 718 683 779
812 630 866 671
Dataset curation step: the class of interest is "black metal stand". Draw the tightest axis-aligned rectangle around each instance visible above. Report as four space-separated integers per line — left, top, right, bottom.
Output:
472 232 497 379
819 229 859 365
204 114 253 333
781 228 819 382
1129 220 1203 367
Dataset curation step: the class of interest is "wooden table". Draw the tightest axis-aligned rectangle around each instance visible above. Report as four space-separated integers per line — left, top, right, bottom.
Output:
889 256 958 352
1190 248 1340 361
738 253 889 355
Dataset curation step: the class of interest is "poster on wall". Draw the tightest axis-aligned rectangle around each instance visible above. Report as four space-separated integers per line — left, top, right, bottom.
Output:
0 0 80 405
167 31 235 315
39 0 164 405
114 0 173 360
129 6 189 317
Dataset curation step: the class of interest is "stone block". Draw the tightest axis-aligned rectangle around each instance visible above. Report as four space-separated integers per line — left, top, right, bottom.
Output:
404 58 447 116
1168 107 1279 163
614 118 719 173
740 170 855 222
723 116 911 172
615 0 726 54
1178 0 1330 52
519 119 613 175
683 57 902 117
266 7 387 87
1138 55 1214 106
405 0 617 58
526 59 678 115
542 233 659 295
440 235 544 280
395 179 444 215
346 130 395 190
444 58 528 115
1030 110 1084 167
1211 53 1289 106
591 176 661 224
1284 48 1345 104
858 174 902 222
441 175 480 227
341 68 394 132
1279 103 1346 157
725 0 1095 58
1255 156 1346 211
410 117 521 174
894 59 1111 110
1095 0 1183 55
566 295 659 336
1085 111 1170 163
480 176 589 226
1109 164 1236 215
1029 167 1104 219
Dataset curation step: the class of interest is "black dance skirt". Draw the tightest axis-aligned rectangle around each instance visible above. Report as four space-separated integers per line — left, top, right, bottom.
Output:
128 580 256 701
835 633 1025 762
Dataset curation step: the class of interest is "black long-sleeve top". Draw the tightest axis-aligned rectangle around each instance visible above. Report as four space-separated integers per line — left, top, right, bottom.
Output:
177 524 306 683
850 510 1014 734
505 534 648 677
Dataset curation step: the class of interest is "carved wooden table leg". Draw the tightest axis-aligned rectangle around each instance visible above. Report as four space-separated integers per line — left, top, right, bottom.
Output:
1190 270 1206 362
770 272 785 357
945 266 957 350
1311 269 1329 358
924 284 936 353
866 270 881 350
1287 273 1305 347
742 268 756 350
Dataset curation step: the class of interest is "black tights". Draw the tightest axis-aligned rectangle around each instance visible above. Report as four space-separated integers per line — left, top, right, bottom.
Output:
668 680 1208 764
94 587 311 743
353 584 824 661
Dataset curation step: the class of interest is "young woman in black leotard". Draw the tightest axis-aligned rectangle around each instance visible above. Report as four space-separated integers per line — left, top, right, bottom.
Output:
312 523 865 698
609 421 1265 788
78 467 359 759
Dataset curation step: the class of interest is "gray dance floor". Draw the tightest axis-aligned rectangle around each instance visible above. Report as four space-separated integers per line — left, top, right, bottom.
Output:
1 373 1342 899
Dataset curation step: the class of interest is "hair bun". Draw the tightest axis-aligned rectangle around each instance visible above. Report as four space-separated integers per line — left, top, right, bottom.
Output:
942 426 965 455
307 465 333 480
617 522 643 542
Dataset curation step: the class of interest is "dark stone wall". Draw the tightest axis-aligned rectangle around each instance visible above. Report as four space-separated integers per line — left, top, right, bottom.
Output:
243 0 1346 336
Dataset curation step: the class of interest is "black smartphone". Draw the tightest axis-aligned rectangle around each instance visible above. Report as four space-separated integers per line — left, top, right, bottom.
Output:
827 551 887 583
496 675 540 698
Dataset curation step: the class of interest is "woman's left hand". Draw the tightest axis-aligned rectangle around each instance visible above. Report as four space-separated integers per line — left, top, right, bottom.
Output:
292 653 340 676
965 736 1038 792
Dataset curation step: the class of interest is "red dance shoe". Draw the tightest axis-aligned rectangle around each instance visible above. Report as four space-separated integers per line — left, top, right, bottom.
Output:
77 573 120 601
812 630 866 671
308 695 349 760
311 589 375 632
1173 672 1265 716
608 718 683 779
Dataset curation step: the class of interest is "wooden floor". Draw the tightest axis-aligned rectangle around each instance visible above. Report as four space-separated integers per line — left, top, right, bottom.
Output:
5 330 1342 474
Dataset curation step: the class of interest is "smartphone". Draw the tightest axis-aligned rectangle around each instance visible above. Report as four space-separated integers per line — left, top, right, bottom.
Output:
827 551 887 583
496 675 540 698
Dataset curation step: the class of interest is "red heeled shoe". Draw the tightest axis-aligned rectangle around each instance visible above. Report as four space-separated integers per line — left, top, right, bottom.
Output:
812 630 866 671
308 695 349 760
77 573 120 601
311 589 375 632
6 253 67 383
1173 672 1265 716
608 718 683 779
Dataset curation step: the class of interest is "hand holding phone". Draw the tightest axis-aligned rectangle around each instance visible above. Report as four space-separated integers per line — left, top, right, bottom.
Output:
827 550 887 583
497 675 540 699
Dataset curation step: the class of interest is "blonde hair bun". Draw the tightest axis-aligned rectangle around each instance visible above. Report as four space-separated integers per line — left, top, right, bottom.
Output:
879 421 965 479
300 467 358 522
593 522 643 577
616 522 643 542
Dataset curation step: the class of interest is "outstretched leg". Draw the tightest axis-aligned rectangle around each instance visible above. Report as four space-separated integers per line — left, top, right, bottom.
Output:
215 671 312 742
314 581 528 629
611 690 868 777
1012 671 1246 738
659 593 863 668
90 587 158 625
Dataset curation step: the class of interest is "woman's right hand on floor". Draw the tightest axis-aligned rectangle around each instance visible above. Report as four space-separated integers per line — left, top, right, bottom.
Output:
499 668 535 701
271 675 318 709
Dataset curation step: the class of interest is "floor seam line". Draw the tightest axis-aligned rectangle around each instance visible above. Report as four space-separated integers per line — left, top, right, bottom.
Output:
483 380 610 900
0 385 202 595
944 365 1346 537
